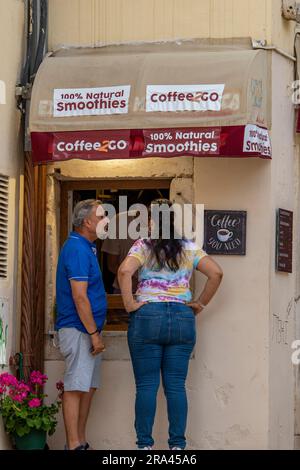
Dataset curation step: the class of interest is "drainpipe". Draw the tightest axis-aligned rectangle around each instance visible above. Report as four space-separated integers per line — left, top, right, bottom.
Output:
17 0 48 378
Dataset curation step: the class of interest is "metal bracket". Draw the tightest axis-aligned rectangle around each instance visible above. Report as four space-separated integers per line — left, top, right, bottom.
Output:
252 39 267 48
281 0 300 21
15 83 32 100
282 0 297 20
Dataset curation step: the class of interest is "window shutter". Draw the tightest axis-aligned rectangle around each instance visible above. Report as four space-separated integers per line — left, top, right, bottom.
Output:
0 175 9 279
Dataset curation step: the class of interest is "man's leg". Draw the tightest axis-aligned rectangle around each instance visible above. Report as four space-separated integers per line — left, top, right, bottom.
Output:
59 328 101 450
77 353 102 448
62 390 83 450
78 387 96 445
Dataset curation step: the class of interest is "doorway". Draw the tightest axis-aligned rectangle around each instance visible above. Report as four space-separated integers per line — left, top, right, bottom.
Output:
60 179 171 330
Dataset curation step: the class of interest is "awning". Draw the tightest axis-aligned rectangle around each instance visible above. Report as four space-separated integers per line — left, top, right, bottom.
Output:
30 40 272 163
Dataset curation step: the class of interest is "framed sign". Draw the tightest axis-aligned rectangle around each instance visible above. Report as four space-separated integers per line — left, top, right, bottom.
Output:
204 210 247 255
276 209 293 273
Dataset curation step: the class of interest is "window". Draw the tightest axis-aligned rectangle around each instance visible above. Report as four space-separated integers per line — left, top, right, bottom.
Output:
60 179 171 330
0 175 9 279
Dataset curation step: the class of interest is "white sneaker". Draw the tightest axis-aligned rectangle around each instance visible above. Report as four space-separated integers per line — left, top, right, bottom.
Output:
138 446 153 450
171 447 183 450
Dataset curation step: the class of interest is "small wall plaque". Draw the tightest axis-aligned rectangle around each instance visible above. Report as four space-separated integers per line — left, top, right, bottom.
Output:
204 210 247 255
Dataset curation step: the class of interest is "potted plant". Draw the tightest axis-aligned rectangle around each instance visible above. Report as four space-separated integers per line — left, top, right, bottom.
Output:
0 371 63 450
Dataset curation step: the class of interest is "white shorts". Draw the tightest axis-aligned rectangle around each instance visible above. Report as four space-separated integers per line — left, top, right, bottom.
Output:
58 327 102 392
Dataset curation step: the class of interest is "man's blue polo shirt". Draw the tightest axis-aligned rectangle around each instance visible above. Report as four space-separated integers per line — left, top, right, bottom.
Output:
55 231 107 333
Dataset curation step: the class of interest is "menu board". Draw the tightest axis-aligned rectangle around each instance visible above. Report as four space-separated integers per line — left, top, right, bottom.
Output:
276 209 293 273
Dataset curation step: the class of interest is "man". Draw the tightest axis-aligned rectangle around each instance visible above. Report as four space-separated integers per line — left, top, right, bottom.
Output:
55 199 109 451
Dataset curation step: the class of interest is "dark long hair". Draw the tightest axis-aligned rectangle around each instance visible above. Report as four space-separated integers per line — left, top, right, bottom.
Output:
145 199 185 272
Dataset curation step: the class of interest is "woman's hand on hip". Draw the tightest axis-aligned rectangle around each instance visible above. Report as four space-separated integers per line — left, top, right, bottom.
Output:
186 301 204 316
125 300 147 313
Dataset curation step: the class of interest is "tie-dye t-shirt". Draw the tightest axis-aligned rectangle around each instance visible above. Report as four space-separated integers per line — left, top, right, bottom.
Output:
127 238 207 303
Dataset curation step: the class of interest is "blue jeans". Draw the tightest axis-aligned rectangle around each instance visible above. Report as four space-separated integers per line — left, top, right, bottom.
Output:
127 302 196 449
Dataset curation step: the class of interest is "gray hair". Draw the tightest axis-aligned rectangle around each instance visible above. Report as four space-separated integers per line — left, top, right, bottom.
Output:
72 199 102 228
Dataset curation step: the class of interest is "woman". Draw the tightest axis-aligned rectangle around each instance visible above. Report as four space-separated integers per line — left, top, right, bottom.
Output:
118 199 223 450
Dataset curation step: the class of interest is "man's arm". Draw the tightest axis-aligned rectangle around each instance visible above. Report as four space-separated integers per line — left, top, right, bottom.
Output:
70 280 105 354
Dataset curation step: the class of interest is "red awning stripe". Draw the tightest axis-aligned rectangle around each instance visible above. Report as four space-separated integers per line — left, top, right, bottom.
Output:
31 125 271 164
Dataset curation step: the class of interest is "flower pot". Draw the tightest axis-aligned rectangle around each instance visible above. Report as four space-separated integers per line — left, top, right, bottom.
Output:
14 429 47 450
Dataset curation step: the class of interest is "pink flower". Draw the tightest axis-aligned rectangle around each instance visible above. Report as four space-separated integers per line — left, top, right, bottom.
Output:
28 398 41 408
0 373 18 387
0 385 6 394
56 380 64 399
16 382 30 393
56 381 64 392
12 395 23 403
9 389 24 403
30 371 48 386
5 380 31 403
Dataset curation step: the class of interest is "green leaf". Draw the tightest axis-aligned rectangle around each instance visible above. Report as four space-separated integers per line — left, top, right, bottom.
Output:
33 418 42 429
15 422 30 437
26 418 36 428
18 409 28 419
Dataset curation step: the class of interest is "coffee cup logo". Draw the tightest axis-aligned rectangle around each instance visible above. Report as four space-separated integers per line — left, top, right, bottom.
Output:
217 229 233 242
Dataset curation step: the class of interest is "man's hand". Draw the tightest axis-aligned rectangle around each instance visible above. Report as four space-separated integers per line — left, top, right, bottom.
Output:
90 333 106 355
125 300 147 313
186 301 204 316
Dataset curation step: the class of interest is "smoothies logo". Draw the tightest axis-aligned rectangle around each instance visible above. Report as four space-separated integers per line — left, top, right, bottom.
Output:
243 124 271 157
143 128 220 156
53 86 131 117
146 84 225 112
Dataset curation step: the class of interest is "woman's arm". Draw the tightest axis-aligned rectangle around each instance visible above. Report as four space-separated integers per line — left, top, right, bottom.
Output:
187 256 223 315
118 256 146 313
